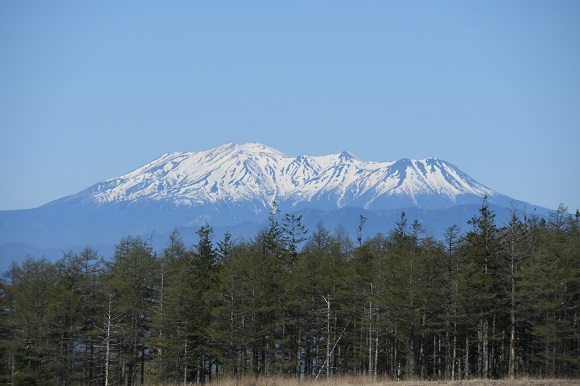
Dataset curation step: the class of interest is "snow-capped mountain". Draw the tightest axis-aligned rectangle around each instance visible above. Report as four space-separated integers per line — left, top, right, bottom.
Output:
71 142 499 212
1 142 543 268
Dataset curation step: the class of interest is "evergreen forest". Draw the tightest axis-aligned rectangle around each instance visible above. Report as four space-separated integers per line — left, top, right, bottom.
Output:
0 198 578 385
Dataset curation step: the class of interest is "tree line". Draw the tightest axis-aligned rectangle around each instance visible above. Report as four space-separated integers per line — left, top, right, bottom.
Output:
0 198 578 385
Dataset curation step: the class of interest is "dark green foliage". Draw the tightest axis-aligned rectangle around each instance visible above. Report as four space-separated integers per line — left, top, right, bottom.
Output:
3 258 59 385
105 235 159 385
519 205 580 377
0 201 578 382
152 229 193 383
282 213 308 267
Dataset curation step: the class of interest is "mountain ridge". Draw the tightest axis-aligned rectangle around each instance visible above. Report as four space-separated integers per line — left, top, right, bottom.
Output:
0 142 549 268
55 142 501 212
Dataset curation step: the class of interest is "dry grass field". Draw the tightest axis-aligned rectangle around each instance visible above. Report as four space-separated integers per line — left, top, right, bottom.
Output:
200 376 577 386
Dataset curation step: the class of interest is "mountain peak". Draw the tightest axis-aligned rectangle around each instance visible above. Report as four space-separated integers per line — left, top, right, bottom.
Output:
69 142 502 212
338 150 357 162
0 142 546 268
210 142 285 157
238 142 285 155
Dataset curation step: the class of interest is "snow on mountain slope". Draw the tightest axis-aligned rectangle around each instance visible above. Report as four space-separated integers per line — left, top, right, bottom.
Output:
77 142 497 211
0 142 550 268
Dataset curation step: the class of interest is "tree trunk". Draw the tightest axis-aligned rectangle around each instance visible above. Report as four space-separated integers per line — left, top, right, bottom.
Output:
325 295 330 379
452 334 457 380
464 334 469 379
483 318 489 379
509 258 517 378
183 340 188 386
105 294 113 386
141 344 145 385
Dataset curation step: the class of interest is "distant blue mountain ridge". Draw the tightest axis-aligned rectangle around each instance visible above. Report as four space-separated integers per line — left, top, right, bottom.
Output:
0 142 551 269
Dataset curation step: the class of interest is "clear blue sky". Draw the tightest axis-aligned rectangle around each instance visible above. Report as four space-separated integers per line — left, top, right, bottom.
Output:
1 1 579 212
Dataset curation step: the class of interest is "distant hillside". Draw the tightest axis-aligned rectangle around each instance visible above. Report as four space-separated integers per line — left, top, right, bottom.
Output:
0 142 550 268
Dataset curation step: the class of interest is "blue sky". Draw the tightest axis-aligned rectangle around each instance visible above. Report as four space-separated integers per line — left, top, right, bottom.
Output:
1 1 579 212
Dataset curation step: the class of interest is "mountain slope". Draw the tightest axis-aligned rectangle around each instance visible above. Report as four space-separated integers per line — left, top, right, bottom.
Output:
0 142 545 267
65 142 502 212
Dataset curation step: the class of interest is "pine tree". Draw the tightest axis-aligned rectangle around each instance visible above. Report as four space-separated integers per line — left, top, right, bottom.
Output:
282 213 308 268
190 224 219 383
351 231 384 378
502 205 541 379
288 222 333 378
6 257 59 384
520 204 580 377
212 233 245 377
1 201 579 382
153 229 193 383
463 197 507 378
0 262 20 384
434 224 463 380
105 236 159 385
382 214 429 377
289 223 354 379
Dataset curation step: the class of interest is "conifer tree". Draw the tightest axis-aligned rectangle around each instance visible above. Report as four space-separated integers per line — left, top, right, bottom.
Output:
0 269 12 383
382 214 429 377
105 236 159 385
212 233 246 377
463 197 507 378
432 224 463 380
153 229 193 383
288 222 333 378
289 223 353 378
1 201 579 382
520 204 580 377
503 205 540 379
351 231 384 378
190 224 219 383
282 213 308 267
6 258 59 384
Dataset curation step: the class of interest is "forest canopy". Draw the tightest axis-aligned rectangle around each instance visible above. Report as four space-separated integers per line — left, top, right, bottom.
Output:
0 199 578 385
